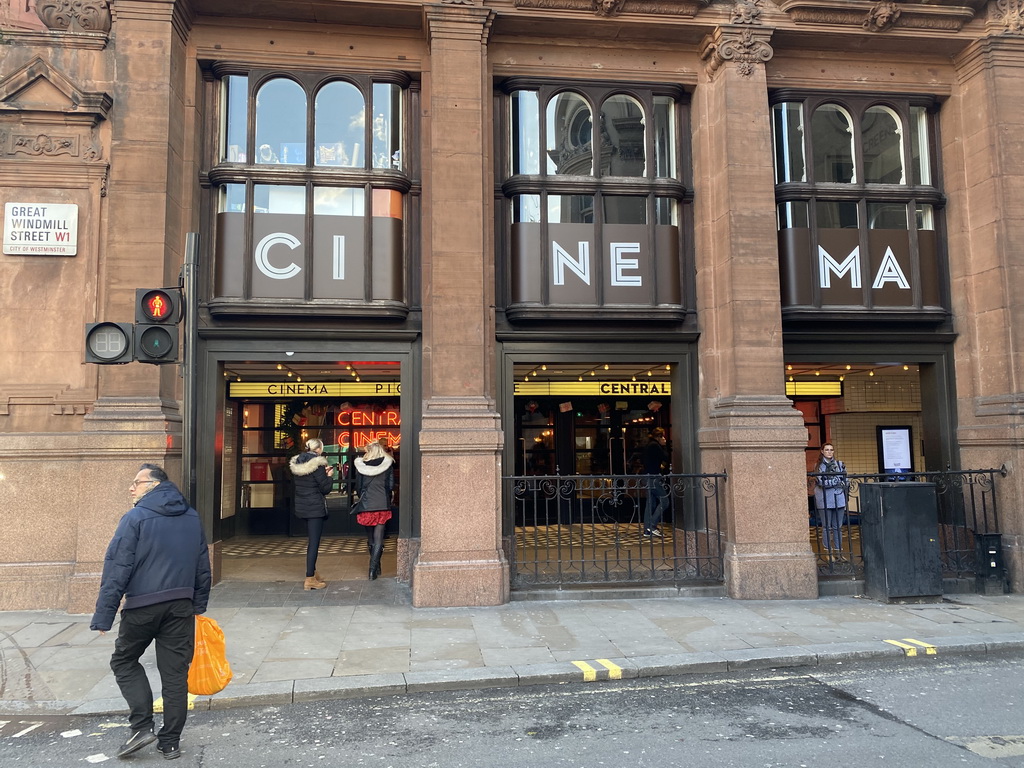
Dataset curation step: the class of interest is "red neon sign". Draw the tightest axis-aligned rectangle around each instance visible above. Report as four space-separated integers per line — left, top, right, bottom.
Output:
336 409 400 450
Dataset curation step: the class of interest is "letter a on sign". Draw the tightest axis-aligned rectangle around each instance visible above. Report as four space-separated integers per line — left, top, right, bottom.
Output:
872 247 910 289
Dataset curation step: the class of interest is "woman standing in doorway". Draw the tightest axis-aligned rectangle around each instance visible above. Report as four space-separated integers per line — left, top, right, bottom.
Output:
353 440 395 580
813 442 848 558
290 438 335 589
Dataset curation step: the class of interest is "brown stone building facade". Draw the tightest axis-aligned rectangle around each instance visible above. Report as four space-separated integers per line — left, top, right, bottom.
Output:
1 0 1022 612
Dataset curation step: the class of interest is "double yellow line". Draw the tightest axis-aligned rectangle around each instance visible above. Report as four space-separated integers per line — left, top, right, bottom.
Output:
571 659 623 681
884 638 937 656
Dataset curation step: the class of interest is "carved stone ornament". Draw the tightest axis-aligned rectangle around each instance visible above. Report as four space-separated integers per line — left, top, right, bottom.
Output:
12 133 78 157
701 26 775 77
731 0 764 24
776 0 986 31
595 0 626 16
996 0 1024 33
441 0 476 4
515 0 711 18
35 0 112 33
863 1 901 30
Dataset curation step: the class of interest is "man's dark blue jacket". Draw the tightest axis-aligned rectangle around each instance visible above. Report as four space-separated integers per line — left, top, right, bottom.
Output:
91 481 212 632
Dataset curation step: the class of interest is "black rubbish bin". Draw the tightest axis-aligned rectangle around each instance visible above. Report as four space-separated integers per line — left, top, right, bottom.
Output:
859 482 943 602
975 532 1008 595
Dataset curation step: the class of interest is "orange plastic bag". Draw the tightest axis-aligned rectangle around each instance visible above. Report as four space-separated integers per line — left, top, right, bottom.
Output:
188 615 233 695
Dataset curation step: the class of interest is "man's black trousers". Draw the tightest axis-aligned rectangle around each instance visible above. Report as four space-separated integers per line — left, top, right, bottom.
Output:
110 599 195 748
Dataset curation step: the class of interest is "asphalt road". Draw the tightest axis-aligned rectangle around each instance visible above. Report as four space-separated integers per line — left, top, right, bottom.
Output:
1 654 1022 767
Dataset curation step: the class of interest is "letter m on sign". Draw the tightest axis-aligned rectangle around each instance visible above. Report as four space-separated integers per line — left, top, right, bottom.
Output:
818 245 861 289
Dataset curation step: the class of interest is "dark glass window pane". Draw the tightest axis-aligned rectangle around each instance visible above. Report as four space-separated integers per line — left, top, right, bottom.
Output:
548 194 593 223
867 202 908 229
653 96 675 179
546 91 593 176
601 94 646 178
811 104 855 183
603 196 647 225
777 201 809 229
862 106 905 184
816 200 858 229
513 194 541 223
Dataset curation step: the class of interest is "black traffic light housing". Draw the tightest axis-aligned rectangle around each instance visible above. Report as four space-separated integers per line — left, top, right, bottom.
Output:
133 288 181 364
84 322 134 364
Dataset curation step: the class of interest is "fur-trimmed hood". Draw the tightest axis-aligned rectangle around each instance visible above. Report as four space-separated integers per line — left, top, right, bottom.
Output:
354 454 394 476
290 451 328 476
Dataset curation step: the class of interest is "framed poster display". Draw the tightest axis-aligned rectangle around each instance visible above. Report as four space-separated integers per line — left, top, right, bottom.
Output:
877 425 914 475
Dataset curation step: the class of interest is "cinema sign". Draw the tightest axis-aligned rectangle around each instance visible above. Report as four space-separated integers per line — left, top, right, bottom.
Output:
508 222 685 317
779 227 942 311
213 211 403 304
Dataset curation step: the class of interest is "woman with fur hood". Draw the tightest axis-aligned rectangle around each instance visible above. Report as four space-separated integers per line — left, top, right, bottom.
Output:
289 438 335 590
353 440 395 580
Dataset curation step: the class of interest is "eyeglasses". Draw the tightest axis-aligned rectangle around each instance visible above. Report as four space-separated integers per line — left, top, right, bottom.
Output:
130 478 155 488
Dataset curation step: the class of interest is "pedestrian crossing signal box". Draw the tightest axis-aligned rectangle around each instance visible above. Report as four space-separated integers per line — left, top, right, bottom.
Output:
134 288 181 364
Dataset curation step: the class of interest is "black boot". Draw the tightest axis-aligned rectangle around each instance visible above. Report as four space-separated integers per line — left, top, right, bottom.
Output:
368 542 384 580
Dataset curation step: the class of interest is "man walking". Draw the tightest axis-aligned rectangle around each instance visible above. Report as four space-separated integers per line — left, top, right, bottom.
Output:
91 464 211 760
641 427 671 538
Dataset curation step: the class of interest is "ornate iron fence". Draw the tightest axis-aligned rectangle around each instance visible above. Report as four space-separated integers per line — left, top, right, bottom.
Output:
807 467 1007 579
505 473 726 588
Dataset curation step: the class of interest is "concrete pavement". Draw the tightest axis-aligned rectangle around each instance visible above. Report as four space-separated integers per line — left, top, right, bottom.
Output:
2 577 1023 718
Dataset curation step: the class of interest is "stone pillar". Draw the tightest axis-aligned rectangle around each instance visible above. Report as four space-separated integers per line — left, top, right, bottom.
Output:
948 30 1024 592
694 25 817 599
69 0 192 611
412 4 509 607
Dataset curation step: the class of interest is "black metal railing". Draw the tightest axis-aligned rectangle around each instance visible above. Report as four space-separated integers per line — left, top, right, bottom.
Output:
504 473 727 588
807 467 1007 579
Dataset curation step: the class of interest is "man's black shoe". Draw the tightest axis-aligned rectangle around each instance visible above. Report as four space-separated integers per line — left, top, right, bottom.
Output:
157 744 181 760
117 729 156 757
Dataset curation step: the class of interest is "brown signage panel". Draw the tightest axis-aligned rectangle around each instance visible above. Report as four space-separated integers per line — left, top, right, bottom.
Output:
867 230 913 307
778 227 813 307
371 216 403 302
919 230 940 308
215 212 246 298
311 215 365 300
548 223 599 305
654 224 682 306
817 228 864 306
250 213 305 299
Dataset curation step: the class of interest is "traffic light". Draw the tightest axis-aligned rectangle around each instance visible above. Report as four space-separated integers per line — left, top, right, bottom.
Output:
84 322 134 364
134 288 181 364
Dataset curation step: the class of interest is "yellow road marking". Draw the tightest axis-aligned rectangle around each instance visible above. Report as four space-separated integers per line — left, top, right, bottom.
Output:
884 639 919 656
572 661 597 681
596 659 622 679
903 638 937 655
153 693 197 713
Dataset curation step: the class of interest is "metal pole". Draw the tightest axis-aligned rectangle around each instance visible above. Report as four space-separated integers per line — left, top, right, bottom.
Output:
181 232 199 507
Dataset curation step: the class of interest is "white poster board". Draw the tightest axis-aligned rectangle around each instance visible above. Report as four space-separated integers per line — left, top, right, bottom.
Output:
877 426 913 474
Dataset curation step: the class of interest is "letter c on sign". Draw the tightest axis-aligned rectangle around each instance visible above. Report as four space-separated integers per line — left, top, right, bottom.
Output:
255 233 302 280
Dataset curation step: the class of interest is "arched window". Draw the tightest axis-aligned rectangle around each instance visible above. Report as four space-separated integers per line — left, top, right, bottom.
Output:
811 104 855 183
314 81 365 168
546 91 593 176
600 94 646 177
862 105 904 184
254 78 307 165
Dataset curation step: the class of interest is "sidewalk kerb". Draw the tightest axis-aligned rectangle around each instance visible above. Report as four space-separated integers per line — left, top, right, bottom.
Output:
294 673 407 702
404 666 519 694
719 646 818 671
207 680 294 710
632 651 728 678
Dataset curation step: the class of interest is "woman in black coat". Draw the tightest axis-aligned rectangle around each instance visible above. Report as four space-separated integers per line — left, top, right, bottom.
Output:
353 440 395 580
289 438 335 589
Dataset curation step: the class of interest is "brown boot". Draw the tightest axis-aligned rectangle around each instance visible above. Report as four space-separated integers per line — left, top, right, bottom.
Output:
303 575 326 590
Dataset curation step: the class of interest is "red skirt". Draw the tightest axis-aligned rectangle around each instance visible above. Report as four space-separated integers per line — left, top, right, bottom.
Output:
356 509 392 527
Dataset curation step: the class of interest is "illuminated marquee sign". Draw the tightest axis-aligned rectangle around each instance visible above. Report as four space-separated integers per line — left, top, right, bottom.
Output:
336 408 401 450
514 381 672 396
228 382 400 398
